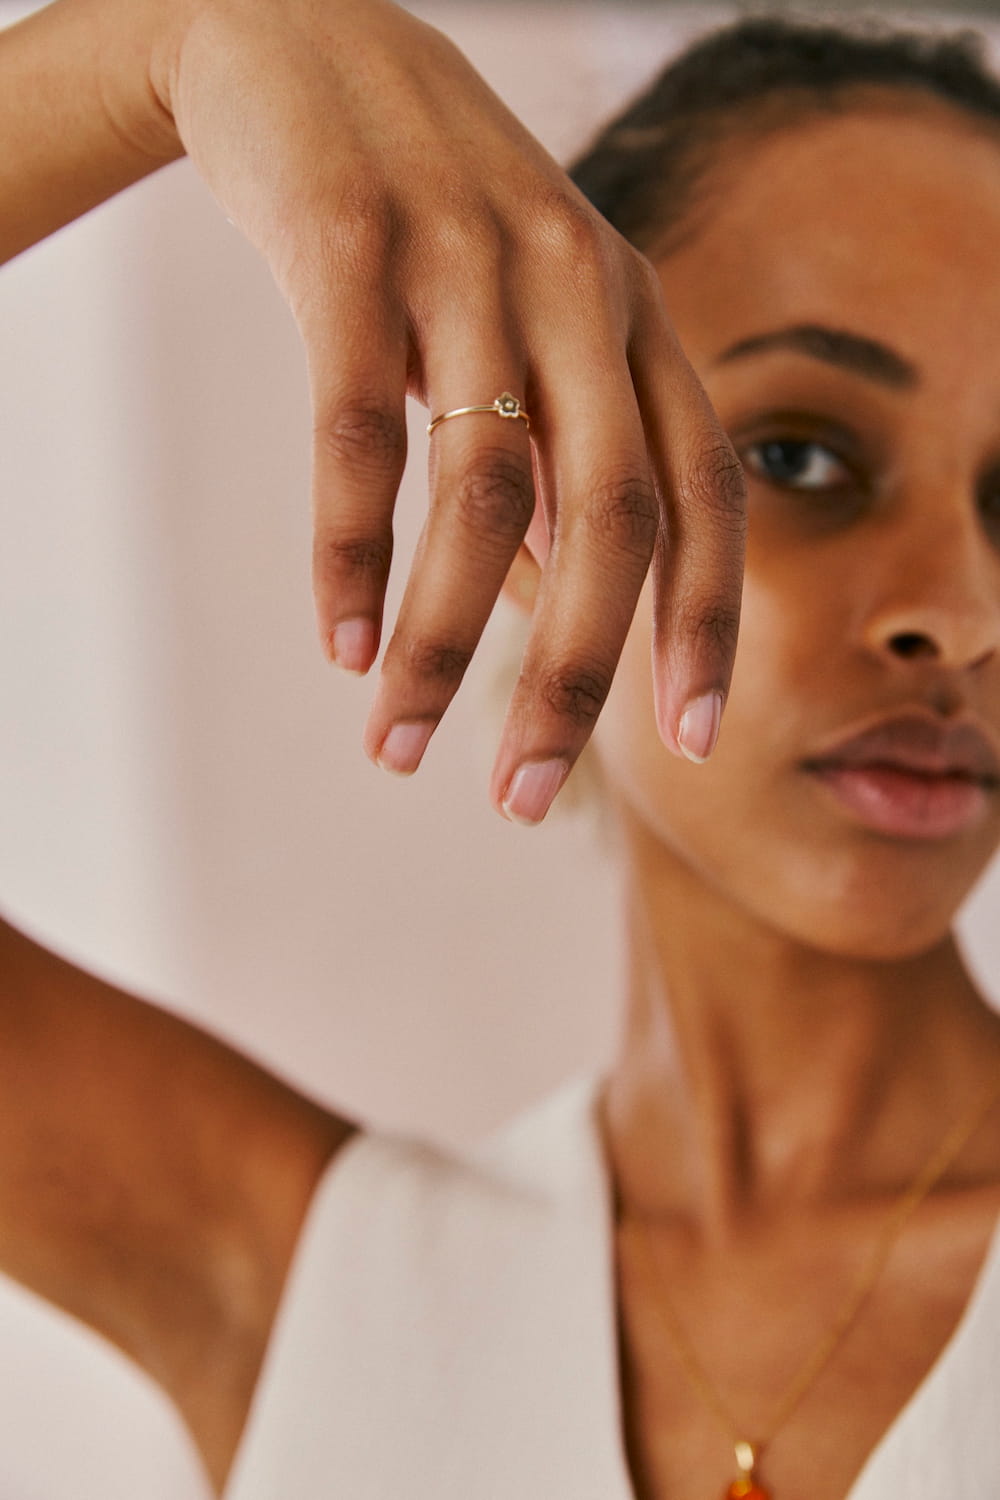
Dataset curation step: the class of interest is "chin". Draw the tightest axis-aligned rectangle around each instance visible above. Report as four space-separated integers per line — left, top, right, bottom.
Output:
788 912 955 963
757 855 974 962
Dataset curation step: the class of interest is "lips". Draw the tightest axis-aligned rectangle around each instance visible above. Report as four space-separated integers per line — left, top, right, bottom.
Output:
802 712 1000 839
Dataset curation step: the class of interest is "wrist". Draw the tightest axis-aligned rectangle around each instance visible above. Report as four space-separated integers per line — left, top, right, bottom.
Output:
93 0 189 166
0 0 190 261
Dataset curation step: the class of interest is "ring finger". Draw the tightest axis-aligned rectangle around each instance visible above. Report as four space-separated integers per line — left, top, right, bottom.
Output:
363 332 534 774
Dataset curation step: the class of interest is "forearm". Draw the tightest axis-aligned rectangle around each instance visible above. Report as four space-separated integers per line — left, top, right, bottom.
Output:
0 0 184 264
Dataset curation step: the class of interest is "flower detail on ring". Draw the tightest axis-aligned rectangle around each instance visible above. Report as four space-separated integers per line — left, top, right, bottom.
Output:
495 393 522 418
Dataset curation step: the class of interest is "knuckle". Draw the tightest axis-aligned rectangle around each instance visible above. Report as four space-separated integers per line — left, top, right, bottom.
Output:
454 450 535 541
423 200 502 267
403 638 474 687
534 191 604 263
627 249 674 324
532 199 628 313
318 400 407 478
584 475 659 560
327 177 398 263
402 168 505 267
681 439 748 533
315 532 393 585
630 248 663 300
570 241 617 304
537 661 614 728
686 604 742 661
289 180 397 300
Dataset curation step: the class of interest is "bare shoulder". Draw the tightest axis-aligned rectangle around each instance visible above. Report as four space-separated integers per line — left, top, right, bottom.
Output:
0 914 358 1490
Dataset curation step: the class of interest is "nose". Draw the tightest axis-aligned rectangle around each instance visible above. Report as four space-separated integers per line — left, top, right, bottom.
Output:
861 506 1000 674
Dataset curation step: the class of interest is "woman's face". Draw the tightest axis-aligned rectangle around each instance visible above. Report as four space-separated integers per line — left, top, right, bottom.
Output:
596 97 1000 959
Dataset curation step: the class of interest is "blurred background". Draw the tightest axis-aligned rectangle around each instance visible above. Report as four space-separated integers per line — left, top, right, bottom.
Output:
2 1 999 1494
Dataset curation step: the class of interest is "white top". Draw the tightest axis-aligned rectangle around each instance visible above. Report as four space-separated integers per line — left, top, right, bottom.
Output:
225 1075 1000 1499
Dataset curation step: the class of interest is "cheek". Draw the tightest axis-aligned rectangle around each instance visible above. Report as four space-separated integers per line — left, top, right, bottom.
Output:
595 576 800 869
597 569 806 798
595 571 882 926
723 568 820 740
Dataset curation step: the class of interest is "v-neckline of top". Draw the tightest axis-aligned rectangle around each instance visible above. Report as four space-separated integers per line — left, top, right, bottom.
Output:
576 1074 1000 1500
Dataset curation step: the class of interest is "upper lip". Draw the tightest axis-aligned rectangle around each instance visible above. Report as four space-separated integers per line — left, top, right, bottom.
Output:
803 711 1000 784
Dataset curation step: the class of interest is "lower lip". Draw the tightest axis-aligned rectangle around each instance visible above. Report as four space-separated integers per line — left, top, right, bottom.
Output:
807 763 991 839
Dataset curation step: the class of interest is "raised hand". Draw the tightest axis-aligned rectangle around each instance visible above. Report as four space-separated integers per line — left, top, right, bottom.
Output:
4 0 747 821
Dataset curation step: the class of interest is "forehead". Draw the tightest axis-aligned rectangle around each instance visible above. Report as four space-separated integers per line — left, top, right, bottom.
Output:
658 99 1000 394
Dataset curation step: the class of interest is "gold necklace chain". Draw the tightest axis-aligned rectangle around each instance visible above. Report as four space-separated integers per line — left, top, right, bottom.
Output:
629 1070 1000 1500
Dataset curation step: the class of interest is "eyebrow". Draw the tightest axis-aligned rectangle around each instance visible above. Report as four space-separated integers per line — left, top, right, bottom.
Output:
714 324 919 390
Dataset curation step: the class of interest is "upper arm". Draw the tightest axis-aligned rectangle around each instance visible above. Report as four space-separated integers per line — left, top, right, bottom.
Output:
0 913 358 1487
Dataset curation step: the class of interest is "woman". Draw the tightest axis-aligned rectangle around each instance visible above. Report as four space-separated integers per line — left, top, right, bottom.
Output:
3 11 1000 1500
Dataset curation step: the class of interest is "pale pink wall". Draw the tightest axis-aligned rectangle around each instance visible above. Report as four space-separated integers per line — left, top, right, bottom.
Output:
1 4 997 1495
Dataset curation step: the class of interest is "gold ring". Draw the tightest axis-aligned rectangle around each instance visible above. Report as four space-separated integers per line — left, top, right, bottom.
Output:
427 391 530 436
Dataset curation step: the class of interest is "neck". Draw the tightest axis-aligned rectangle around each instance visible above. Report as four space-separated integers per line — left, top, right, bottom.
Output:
602 816 999 1241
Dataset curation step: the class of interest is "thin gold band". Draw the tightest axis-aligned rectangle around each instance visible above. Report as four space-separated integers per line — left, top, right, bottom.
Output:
427 391 530 436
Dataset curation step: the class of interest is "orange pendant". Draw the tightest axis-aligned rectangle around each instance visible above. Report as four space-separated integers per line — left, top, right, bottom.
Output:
726 1443 771 1499
725 1483 771 1500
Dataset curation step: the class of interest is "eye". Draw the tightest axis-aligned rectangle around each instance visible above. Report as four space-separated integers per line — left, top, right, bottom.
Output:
743 438 851 492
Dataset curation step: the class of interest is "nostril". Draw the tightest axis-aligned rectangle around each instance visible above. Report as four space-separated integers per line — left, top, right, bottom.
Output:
888 631 938 659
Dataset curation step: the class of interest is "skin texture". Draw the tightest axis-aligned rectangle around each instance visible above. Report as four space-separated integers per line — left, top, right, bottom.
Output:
0 0 747 814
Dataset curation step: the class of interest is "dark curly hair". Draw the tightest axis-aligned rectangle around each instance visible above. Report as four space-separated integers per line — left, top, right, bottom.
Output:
569 16 1000 256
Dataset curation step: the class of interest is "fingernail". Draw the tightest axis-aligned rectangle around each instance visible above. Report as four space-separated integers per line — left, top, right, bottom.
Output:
377 721 434 776
502 758 569 825
677 691 723 763
330 618 376 674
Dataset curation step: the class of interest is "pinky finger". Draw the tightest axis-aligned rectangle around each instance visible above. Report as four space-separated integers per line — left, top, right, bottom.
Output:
629 313 746 759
